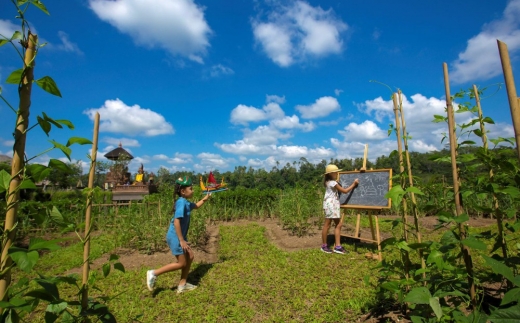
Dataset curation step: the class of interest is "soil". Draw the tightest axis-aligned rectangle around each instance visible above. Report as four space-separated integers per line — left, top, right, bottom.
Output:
62 215 496 322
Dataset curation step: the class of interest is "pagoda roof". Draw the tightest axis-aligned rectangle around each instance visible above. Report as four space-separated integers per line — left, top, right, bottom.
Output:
104 143 134 160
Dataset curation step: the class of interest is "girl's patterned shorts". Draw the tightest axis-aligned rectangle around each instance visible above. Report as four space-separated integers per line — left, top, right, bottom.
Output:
323 199 340 219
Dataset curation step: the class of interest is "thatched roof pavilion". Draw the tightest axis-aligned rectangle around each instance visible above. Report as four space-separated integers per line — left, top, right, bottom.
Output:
104 143 134 161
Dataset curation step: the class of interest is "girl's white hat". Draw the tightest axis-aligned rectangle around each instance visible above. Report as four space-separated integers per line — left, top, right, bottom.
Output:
324 164 342 174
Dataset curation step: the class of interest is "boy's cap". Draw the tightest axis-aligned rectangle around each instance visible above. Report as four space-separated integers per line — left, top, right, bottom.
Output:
175 176 192 186
324 164 342 174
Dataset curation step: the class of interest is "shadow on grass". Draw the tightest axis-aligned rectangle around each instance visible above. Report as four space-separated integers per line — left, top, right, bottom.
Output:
325 234 378 253
150 263 215 297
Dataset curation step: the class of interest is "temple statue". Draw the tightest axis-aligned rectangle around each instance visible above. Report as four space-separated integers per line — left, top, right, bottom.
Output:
135 163 144 184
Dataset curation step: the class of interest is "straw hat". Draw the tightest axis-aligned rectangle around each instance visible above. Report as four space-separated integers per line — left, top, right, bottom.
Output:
324 164 342 174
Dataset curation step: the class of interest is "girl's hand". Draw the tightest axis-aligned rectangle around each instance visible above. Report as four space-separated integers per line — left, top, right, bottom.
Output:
203 193 212 201
353 179 359 186
180 240 189 251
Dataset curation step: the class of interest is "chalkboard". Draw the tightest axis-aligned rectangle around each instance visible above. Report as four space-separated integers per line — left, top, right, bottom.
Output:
338 169 392 209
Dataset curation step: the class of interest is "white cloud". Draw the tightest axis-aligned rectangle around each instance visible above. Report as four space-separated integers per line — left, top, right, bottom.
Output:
266 94 286 104
295 96 340 119
53 31 83 54
350 92 514 154
196 152 233 169
102 137 140 147
230 102 285 125
242 126 288 145
152 154 169 160
338 120 387 141
89 0 212 63
334 89 343 96
84 98 174 137
450 0 520 84
270 115 315 132
252 1 347 67
210 64 234 77
0 19 18 40
162 152 193 164
1 138 14 147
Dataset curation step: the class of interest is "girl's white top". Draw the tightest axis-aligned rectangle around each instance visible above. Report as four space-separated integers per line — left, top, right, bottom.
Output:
324 180 339 202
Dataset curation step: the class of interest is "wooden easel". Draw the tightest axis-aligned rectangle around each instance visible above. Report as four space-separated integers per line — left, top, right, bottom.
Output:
345 208 382 261
340 144 385 261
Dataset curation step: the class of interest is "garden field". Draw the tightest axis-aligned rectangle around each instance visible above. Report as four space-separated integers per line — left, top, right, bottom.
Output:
12 206 506 323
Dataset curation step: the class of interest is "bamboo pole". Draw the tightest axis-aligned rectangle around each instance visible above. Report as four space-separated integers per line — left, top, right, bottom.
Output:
397 90 426 280
82 112 100 311
0 32 37 303
392 94 408 240
497 40 520 162
474 84 508 267
443 63 476 307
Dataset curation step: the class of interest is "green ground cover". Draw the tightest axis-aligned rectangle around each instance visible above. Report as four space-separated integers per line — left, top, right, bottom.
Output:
23 223 379 322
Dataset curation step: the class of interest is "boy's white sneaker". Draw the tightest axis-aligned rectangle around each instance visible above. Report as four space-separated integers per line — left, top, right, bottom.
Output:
177 282 197 294
146 270 156 291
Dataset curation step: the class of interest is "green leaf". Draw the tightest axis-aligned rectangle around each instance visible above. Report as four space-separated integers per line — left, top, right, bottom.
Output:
46 301 68 315
49 141 71 160
109 254 119 261
10 31 22 41
461 237 487 251
35 76 62 97
102 263 110 277
498 186 520 199
381 281 400 293
35 279 60 300
502 287 520 306
397 241 411 252
48 159 71 173
406 186 424 195
482 116 495 124
432 115 446 123
426 250 444 270
37 116 51 136
429 297 443 319
30 0 50 15
440 229 459 245
19 178 37 190
454 213 470 224
66 137 92 147
488 303 520 322
8 248 39 272
24 289 57 303
113 262 125 273
49 206 65 225
482 255 517 285
54 119 74 130
29 238 63 252
0 169 10 193
404 287 431 305
6 68 23 84
26 164 50 183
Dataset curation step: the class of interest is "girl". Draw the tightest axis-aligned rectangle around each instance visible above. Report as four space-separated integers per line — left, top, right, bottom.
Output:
321 164 359 254
146 176 211 293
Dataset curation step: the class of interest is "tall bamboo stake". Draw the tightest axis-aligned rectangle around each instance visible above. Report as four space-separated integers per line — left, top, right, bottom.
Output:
443 63 476 307
497 40 520 162
0 32 37 303
397 91 426 280
392 95 408 241
473 85 507 260
82 113 100 312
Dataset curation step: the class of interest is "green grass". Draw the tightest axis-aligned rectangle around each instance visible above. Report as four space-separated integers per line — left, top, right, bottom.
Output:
26 223 378 322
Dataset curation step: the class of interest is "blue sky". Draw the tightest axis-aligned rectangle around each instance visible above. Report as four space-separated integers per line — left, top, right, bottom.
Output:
1 0 519 175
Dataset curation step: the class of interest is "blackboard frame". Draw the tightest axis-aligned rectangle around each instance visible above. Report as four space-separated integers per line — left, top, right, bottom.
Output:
338 169 392 209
